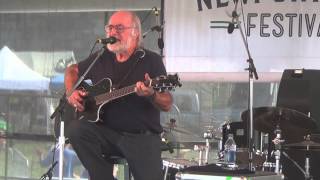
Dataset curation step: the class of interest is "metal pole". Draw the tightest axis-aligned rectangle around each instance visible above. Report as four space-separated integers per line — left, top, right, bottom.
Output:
58 122 65 180
233 8 258 172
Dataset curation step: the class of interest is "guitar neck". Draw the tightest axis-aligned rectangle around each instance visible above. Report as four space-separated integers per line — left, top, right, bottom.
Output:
94 84 136 105
92 75 180 105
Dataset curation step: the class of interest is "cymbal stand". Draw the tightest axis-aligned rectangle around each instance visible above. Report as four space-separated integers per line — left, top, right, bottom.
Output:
232 0 259 171
305 135 312 180
282 151 312 180
272 124 284 174
305 146 311 179
194 144 206 166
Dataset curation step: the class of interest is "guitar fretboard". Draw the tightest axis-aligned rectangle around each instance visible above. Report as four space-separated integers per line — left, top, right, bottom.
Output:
94 84 136 105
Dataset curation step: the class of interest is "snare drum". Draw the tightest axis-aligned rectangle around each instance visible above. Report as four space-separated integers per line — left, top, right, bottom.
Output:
162 158 197 180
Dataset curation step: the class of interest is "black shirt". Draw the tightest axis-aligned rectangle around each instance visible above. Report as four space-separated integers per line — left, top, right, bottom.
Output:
78 48 166 133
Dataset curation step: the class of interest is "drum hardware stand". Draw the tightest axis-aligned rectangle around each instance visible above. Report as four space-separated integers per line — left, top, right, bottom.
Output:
194 128 216 165
209 123 223 161
49 47 105 180
163 162 169 180
203 129 214 164
272 124 284 174
261 133 269 160
230 0 259 172
194 144 206 166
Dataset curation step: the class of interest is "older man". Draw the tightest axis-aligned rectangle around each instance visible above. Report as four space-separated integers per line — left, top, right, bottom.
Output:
65 11 172 180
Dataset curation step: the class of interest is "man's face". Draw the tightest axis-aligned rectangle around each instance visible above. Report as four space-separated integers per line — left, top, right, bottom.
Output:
106 12 138 53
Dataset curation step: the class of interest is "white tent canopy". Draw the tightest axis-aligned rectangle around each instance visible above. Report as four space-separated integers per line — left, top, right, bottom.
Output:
0 46 50 91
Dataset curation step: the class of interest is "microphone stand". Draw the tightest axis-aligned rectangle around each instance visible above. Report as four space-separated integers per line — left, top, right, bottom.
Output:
49 46 105 180
40 161 58 180
231 1 259 172
142 25 162 38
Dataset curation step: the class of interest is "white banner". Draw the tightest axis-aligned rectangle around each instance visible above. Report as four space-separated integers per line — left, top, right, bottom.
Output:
164 0 320 75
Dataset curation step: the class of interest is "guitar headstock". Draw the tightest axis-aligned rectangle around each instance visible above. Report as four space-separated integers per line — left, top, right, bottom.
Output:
151 74 182 92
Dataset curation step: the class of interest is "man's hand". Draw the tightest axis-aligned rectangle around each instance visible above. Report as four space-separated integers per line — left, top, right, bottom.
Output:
67 90 87 112
136 73 173 111
135 73 155 97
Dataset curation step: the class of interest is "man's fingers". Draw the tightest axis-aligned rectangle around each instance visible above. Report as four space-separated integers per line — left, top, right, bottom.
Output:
135 82 143 95
67 90 86 111
79 90 87 96
135 81 154 97
145 73 151 80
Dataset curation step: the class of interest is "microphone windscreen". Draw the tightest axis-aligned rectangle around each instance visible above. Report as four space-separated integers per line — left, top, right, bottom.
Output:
158 38 164 50
227 23 235 34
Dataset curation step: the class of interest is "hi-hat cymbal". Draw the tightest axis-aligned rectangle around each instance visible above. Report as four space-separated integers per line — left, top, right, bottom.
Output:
241 106 317 142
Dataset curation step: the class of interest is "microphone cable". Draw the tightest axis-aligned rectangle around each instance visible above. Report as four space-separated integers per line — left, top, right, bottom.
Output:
89 41 99 57
240 0 249 49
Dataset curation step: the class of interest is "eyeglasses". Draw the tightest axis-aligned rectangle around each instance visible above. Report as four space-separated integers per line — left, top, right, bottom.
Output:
105 24 135 33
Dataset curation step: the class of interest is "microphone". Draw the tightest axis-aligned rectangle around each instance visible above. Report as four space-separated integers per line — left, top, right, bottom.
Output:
96 36 117 44
153 25 164 50
227 22 235 34
152 7 159 16
228 0 239 34
158 38 164 50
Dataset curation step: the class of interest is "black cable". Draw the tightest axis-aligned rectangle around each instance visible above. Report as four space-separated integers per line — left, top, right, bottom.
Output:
39 161 58 180
240 0 248 47
89 42 98 57
39 141 58 180
141 8 154 25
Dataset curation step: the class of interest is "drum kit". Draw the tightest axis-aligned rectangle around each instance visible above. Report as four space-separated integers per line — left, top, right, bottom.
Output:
161 106 320 180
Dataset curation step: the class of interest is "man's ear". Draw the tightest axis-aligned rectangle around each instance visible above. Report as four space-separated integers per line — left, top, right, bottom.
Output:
131 28 138 37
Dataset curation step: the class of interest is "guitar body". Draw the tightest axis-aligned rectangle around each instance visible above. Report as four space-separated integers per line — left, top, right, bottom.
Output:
78 78 112 122
54 78 112 139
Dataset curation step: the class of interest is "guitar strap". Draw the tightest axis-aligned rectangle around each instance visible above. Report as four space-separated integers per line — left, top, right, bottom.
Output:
113 48 146 89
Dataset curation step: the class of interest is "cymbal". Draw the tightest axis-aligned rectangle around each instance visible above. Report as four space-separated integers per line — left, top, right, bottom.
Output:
311 133 320 140
283 140 320 151
162 123 191 135
241 107 317 141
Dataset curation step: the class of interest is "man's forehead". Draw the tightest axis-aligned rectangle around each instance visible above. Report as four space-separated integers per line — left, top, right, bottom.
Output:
109 12 133 24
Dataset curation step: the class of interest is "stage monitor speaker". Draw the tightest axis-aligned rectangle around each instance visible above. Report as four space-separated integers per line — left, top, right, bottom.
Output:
277 69 320 132
277 69 320 180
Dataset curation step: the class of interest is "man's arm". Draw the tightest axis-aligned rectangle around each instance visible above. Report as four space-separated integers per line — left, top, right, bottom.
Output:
64 64 86 112
64 64 79 95
149 91 173 112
